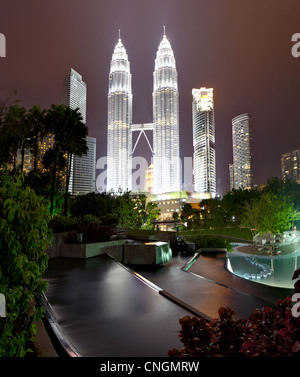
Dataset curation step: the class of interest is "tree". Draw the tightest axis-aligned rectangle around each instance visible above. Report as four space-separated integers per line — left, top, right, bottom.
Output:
180 203 194 223
0 169 52 356
115 192 146 228
241 191 300 248
44 105 88 216
1 104 28 172
221 188 261 224
27 105 46 172
42 144 66 216
142 201 161 229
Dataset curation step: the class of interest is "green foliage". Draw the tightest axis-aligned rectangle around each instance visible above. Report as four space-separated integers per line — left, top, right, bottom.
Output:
44 105 88 216
142 202 161 230
0 170 52 356
241 191 300 239
70 191 154 229
65 223 114 244
115 192 146 228
70 192 117 220
169 270 300 357
49 214 101 233
191 235 232 251
0 104 28 172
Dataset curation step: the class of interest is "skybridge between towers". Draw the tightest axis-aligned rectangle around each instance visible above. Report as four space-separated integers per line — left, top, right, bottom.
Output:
131 123 154 155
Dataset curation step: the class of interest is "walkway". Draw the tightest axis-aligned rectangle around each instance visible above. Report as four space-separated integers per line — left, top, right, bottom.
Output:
43 252 293 357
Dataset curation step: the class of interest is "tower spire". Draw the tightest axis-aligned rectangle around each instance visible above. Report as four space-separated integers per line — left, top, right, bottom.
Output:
163 25 166 37
118 29 121 41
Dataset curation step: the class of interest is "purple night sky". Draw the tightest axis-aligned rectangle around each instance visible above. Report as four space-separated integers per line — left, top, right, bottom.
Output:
1 0 300 195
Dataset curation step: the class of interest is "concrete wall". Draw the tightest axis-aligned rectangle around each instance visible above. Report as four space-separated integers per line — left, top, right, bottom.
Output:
46 233 172 265
46 233 125 261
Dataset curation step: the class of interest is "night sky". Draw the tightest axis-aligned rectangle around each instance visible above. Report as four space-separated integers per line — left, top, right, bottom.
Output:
1 0 300 195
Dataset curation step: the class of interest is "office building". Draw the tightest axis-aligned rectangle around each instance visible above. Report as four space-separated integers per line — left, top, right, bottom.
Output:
281 148 300 184
72 136 96 194
192 87 216 196
62 67 96 194
231 113 253 190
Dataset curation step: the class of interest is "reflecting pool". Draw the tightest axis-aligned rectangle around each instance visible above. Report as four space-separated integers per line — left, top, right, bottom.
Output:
226 245 300 289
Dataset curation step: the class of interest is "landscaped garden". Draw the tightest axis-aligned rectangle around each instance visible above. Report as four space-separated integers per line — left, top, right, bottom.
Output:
1 96 300 356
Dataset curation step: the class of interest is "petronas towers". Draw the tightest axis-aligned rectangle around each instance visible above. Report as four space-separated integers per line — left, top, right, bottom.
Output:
107 35 133 192
106 30 181 194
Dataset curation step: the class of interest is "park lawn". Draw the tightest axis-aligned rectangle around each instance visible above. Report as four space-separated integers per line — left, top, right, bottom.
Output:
127 228 167 237
179 226 253 242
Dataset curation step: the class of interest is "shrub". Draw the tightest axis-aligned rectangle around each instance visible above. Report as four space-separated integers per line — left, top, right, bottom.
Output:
0 172 52 356
191 235 232 251
65 223 115 244
168 269 300 357
49 214 101 233
49 215 76 233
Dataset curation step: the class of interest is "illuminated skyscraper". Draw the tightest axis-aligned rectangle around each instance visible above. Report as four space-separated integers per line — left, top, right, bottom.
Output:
107 34 132 192
281 148 300 184
192 88 216 195
62 68 87 123
231 113 253 190
72 136 96 194
152 29 181 194
62 68 96 194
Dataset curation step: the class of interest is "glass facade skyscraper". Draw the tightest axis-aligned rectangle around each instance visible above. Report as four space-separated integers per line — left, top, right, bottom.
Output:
152 31 181 194
107 36 132 193
192 88 216 195
231 113 253 190
62 68 96 194
281 148 300 184
62 68 87 123
72 136 96 195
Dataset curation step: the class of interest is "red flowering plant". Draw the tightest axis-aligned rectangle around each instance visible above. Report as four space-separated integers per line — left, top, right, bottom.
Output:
168 269 300 357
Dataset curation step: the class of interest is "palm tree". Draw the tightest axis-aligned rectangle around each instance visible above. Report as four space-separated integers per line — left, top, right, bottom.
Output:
3 104 28 172
27 105 46 172
44 105 88 216
59 106 88 216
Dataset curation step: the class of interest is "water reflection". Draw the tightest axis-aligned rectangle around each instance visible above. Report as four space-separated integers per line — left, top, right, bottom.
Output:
43 255 188 357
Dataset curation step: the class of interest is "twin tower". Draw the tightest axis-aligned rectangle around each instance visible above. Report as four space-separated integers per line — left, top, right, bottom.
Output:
107 30 181 195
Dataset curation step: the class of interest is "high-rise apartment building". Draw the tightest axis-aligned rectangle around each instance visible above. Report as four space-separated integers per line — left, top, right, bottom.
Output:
231 113 253 190
281 148 300 184
107 35 132 193
229 163 234 191
62 67 96 194
192 88 216 196
152 31 181 194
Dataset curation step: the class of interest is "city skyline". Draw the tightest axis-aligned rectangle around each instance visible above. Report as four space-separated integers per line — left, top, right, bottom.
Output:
1 1 300 195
